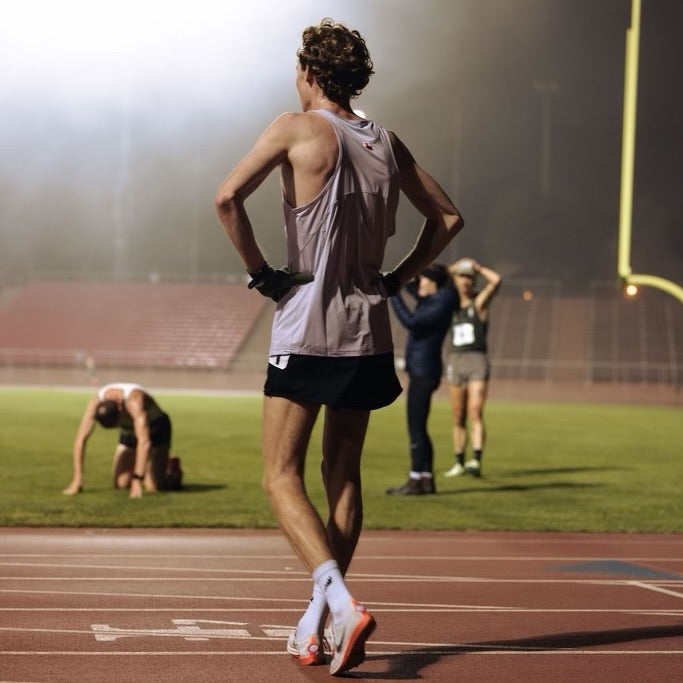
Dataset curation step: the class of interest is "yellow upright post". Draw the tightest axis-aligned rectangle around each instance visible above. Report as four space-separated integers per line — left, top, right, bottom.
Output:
617 0 683 302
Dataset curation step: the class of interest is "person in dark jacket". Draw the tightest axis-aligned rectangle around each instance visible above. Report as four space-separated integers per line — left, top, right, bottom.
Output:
386 263 457 495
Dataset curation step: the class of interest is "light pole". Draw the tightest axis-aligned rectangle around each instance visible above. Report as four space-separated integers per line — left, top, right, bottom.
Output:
532 81 560 197
112 92 131 280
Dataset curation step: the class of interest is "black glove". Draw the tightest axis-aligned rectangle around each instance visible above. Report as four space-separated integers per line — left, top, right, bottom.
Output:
378 271 401 298
247 263 314 302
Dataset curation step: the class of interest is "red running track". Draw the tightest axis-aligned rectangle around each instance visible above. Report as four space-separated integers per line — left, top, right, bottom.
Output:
0 528 682 682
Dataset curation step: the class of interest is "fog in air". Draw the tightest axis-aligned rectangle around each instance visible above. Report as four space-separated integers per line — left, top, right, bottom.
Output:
1 0 680 288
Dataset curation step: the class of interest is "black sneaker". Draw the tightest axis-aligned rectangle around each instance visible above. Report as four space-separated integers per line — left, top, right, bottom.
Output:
166 456 184 490
420 475 436 494
385 478 423 495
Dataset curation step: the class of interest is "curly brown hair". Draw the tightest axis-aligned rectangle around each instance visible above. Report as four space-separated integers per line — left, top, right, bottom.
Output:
297 18 374 104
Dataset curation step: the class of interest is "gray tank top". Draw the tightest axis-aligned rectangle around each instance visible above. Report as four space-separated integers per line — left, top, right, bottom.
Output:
269 109 400 357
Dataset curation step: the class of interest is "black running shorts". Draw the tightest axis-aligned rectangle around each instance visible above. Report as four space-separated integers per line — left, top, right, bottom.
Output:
119 412 172 449
264 352 402 410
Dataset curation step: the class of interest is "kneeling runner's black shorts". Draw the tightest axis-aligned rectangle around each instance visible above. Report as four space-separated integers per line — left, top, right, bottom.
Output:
119 412 172 449
264 352 402 410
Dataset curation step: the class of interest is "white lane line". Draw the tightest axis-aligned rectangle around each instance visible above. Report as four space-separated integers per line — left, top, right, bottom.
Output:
0 591 683 616
2 582 681 607
628 581 683 599
0 562 308 575
0 628 285 641
361 536 683 548
2 616 683 651
1 554 682 562
3 532 680 548
0 588 307 603
4 575 681 586
1 608 682 616
1 649 682 656
0 604 505 613
2 611 683 620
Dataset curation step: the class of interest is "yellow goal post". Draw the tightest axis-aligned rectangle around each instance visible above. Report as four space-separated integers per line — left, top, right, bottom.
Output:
618 0 683 302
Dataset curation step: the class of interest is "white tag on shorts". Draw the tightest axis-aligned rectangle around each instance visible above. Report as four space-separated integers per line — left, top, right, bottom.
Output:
268 354 290 369
453 322 475 347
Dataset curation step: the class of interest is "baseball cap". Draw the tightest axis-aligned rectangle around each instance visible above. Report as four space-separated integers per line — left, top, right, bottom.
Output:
454 260 475 277
420 263 449 287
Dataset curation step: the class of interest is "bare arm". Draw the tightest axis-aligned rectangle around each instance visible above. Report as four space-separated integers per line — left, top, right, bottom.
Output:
63 395 99 495
214 114 294 274
472 261 502 319
388 133 464 285
126 392 150 499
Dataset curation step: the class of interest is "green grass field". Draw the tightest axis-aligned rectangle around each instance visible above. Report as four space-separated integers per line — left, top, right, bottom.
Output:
0 387 680 532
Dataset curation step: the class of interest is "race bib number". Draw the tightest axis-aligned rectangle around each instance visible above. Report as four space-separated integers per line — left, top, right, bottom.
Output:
453 322 475 347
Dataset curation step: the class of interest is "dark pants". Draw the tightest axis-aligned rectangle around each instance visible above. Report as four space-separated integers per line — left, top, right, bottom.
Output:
406 375 440 473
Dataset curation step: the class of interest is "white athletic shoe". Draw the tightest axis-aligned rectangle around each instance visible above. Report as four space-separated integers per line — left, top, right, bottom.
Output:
286 631 326 666
329 600 376 676
444 462 466 477
464 459 481 476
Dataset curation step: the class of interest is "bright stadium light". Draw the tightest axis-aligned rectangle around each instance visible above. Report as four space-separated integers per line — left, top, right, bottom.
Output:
1 1 301 104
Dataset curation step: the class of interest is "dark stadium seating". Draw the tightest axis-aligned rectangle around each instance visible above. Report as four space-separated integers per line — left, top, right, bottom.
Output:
590 288 683 384
487 293 555 381
1 279 681 386
388 282 682 386
0 280 268 369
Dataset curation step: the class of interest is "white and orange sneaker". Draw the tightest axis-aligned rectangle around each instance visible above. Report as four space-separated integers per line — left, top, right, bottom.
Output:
286 631 326 666
329 600 376 676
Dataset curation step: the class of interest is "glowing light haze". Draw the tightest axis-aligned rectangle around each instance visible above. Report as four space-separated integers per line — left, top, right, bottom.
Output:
3 2 298 102
1 1 680 285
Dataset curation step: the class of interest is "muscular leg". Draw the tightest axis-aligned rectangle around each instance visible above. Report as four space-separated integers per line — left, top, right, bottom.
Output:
320 406 370 574
112 445 135 489
293 405 370 644
261 396 331 573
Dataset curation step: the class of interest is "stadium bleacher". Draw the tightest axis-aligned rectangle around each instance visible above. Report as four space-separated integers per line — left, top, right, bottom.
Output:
0 280 267 370
589 288 682 385
0 279 680 394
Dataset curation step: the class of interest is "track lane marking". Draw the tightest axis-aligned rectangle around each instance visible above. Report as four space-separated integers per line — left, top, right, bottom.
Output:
3 576 682 585
2 554 682 561
628 581 683 599
1 649 682 656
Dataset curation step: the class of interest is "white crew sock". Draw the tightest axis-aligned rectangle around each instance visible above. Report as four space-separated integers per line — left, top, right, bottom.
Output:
312 559 353 623
295 584 328 640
